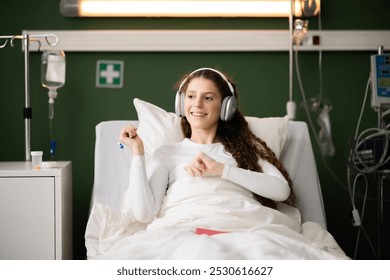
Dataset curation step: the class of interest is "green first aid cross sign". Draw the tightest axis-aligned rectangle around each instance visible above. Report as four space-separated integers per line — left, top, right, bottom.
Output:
96 60 124 88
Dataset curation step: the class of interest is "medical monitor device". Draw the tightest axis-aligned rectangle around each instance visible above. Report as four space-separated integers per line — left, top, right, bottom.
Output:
371 53 390 110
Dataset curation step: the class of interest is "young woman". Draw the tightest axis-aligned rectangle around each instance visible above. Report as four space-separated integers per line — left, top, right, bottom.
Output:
119 67 296 224
85 68 348 260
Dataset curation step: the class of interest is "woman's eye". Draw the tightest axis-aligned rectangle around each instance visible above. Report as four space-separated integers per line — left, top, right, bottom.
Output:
205 96 213 101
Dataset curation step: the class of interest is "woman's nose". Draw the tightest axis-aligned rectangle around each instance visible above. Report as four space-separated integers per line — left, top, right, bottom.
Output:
193 97 203 107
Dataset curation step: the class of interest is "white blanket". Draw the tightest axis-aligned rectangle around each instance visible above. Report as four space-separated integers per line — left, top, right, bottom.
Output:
85 177 348 260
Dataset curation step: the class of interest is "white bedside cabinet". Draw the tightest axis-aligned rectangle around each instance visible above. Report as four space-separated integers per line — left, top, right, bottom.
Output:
0 161 72 260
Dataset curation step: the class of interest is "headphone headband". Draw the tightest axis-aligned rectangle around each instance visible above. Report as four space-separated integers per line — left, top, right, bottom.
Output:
178 67 235 96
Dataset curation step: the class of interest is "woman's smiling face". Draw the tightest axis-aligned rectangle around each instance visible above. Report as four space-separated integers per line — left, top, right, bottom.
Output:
184 77 222 133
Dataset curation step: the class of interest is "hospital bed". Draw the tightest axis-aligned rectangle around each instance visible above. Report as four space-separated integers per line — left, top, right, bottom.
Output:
85 99 348 259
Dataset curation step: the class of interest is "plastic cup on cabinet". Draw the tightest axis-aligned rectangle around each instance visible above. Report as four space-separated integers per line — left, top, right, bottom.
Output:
31 151 43 169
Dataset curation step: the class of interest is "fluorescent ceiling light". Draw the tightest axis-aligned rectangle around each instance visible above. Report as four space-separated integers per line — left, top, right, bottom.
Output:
60 0 320 18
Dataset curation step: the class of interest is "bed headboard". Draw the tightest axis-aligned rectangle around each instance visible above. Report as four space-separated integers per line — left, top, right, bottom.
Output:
91 120 327 229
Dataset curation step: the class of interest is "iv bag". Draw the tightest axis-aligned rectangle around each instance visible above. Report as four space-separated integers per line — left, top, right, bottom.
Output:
317 105 335 156
41 50 66 89
41 49 66 120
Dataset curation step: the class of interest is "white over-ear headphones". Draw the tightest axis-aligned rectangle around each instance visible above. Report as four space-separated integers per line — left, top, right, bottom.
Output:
175 67 237 122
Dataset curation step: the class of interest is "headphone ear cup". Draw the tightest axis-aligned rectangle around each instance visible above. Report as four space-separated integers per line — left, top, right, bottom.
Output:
175 91 185 117
220 96 237 121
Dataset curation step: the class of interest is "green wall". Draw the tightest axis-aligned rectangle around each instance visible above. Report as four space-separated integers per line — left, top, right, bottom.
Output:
1 0 389 260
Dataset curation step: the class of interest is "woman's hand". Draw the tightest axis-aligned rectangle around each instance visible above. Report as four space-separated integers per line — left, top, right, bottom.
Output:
119 124 144 156
186 152 224 177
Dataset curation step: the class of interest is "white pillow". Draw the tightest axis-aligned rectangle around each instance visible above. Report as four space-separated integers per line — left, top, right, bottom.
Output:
245 116 289 157
134 98 183 163
134 98 289 161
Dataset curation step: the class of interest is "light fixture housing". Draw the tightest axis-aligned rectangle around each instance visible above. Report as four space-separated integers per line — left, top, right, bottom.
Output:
60 0 320 18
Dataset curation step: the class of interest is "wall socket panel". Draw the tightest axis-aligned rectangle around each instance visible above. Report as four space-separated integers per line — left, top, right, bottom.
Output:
302 34 321 46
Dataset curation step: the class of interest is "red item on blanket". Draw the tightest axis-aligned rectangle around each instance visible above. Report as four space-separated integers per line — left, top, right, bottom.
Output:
195 228 227 236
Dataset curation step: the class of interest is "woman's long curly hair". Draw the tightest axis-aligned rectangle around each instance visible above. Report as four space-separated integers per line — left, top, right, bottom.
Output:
177 68 296 209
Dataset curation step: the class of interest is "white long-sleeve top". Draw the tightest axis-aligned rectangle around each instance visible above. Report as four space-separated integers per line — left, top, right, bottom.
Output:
123 138 290 223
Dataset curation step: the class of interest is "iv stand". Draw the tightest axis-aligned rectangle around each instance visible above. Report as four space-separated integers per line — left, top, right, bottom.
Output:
286 0 296 120
0 33 59 161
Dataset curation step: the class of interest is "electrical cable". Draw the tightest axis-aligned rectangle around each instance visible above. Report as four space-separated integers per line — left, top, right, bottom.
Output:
294 46 349 192
292 10 346 190
349 74 390 176
353 129 390 173
354 77 371 140
352 173 366 259
355 225 378 259
381 108 390 119
354 226 378 259
348 74 390 188
317 8 323 102
347 74 390 200
352 173 366 214
350 173 378 259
